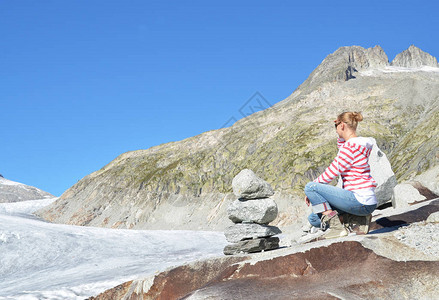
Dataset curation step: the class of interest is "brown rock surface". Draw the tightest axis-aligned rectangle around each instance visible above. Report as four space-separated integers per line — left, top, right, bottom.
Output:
88 255 248 300
90 241 439 300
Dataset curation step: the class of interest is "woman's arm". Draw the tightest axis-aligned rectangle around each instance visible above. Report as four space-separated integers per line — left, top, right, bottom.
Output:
314 144 354 184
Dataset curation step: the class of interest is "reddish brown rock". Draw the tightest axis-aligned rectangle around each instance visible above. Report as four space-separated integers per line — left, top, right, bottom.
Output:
89 241 439 300
88 256 248 300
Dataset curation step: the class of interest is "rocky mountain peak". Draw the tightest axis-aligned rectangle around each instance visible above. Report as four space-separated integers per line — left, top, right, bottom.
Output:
298 45 389 92
391 45 439 68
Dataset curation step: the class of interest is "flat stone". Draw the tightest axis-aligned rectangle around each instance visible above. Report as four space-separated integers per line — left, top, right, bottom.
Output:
223 237 280 255
224 223 282 243
232 169 274 200
227 197 278 224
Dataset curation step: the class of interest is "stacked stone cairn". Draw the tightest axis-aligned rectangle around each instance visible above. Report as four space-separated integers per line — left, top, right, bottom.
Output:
223 169 281 255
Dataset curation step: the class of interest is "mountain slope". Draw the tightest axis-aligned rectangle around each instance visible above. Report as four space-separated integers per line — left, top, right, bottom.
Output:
36 45 439 230
0 177 54 203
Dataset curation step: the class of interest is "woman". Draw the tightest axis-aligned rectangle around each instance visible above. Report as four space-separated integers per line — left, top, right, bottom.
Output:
304 112 377 239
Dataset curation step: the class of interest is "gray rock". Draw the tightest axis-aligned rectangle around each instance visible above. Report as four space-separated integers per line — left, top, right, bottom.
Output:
369 139 398 207
393 183 426 209
227 197 278 224
414 166 439 195
391 45 439 68
225 223 282 243
426 212 439 224
223 237 280 255
377 175 398 207
232 169 274 200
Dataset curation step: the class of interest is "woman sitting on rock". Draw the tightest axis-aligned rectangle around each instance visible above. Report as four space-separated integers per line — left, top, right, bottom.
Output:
304 111 377 239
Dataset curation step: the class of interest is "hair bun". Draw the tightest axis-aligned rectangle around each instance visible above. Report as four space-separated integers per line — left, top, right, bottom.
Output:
352 112 363 122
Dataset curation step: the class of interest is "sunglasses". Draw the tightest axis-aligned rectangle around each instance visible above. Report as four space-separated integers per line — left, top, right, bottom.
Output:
334 121 342 129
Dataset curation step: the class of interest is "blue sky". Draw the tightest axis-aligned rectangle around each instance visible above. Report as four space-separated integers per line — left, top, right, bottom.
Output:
2 1 438 196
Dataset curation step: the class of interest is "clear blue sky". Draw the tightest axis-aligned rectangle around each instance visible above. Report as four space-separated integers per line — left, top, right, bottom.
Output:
2 1 438 196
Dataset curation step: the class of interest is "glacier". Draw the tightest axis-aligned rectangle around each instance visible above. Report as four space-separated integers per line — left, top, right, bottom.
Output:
0 199 226 299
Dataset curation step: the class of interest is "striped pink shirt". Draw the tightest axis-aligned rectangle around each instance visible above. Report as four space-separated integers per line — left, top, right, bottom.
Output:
315 137 378 193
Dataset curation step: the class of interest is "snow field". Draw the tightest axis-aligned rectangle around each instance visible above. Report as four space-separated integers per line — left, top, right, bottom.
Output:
0 199 227 299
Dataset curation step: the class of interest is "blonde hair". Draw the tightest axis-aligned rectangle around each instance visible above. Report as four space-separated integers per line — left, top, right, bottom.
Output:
337 111 363 130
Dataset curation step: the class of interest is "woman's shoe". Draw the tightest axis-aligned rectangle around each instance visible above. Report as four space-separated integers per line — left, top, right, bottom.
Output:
344 214 372 235
321 211 348 239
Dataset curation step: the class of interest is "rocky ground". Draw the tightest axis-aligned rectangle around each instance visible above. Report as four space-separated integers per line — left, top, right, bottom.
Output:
394 220 439 257
90 198 439 300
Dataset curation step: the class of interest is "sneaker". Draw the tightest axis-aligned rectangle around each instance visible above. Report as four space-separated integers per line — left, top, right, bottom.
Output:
310 226 320 234
301 224 321 236
301 223 312 233
321 211 348 239
343 214 372 235
297 227 325 244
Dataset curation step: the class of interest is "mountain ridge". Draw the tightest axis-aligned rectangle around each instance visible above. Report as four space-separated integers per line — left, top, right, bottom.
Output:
36 45 439 231
0 177 54 203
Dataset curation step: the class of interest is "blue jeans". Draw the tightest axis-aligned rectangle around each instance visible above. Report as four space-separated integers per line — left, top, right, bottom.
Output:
305 182 377 227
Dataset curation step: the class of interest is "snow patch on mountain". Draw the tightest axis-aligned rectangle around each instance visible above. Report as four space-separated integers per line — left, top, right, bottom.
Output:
360 65 439 76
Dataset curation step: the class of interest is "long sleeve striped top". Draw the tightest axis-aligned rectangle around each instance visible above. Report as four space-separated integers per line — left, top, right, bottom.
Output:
314 137 378 205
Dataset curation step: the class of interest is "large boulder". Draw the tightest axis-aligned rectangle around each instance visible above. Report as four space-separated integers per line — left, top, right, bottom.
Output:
369 139 398 206
393 183 426 209
227 198 278 224
414 166 439 195
224 223 282 243
232 169 274 200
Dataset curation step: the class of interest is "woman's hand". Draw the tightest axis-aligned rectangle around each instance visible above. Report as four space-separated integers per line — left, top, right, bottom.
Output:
305 196 310 206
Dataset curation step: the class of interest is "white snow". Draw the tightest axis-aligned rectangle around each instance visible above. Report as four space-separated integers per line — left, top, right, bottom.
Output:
360 65 439 76
0 177 23 186
0 199 227 299
0 198 58 215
